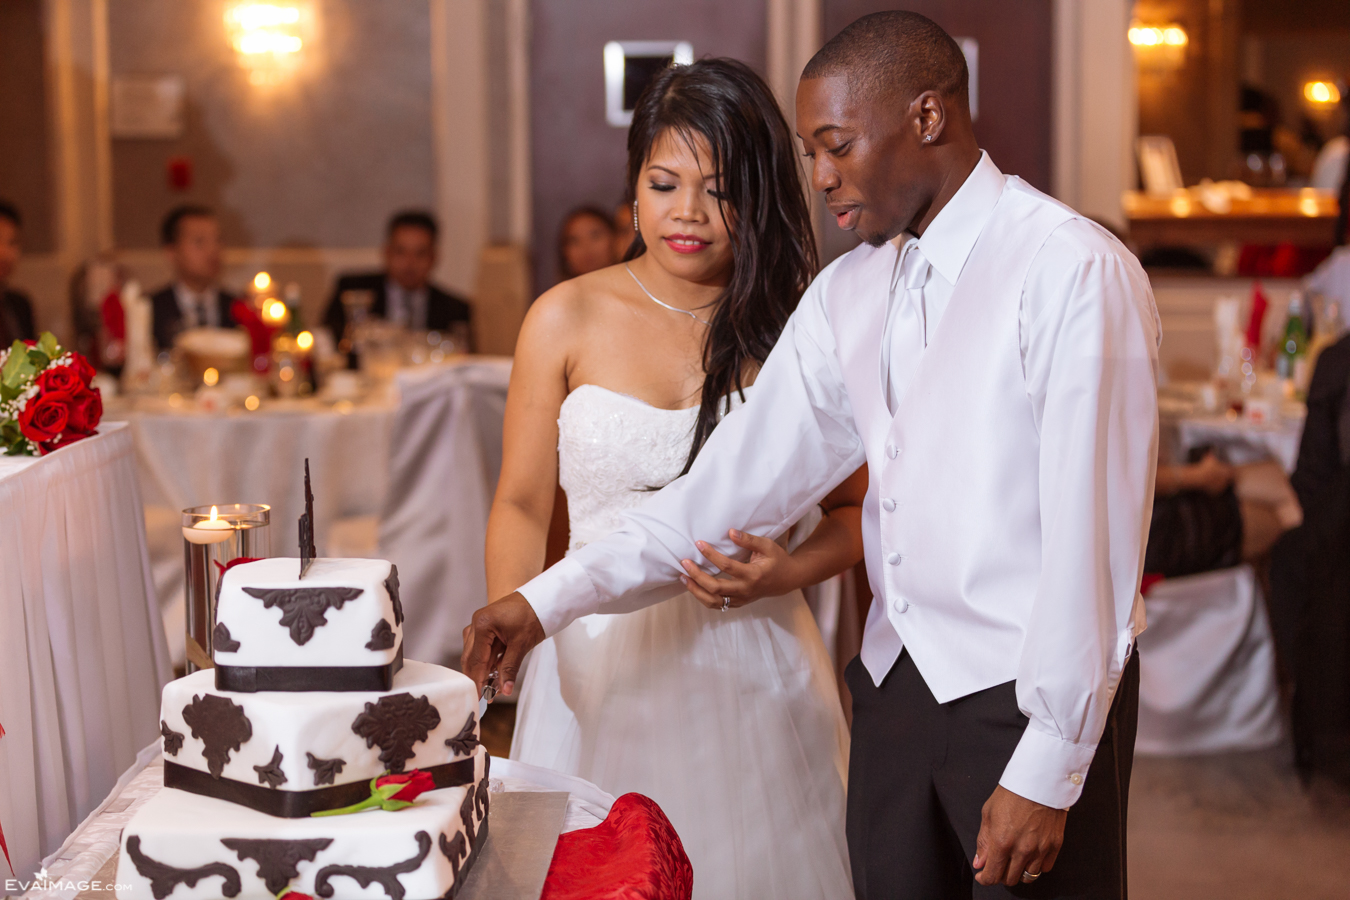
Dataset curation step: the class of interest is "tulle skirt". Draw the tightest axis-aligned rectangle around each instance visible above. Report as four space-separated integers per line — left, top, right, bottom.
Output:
511 589 852 900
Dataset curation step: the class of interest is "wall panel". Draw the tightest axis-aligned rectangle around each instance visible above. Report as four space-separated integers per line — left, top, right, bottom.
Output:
529 0 768 295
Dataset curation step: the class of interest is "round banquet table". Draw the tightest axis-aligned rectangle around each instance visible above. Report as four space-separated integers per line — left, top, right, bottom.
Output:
105 357 512 668
0 423 173 883
1173 411 1304 473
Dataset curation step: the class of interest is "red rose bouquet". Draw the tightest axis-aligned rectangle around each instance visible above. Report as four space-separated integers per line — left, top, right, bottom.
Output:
1 332 103 456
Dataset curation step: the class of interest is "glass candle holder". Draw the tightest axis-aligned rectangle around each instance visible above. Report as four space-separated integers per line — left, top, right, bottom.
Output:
181 503 271 673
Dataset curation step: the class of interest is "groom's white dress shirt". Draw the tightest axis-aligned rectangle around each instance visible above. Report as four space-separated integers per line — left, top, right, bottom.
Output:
520 153 1161 810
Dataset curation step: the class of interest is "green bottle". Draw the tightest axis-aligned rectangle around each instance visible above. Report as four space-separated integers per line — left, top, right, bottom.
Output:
1277 292 1308 387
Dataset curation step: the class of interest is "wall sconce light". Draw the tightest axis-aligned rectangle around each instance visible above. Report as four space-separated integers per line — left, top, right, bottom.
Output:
1304 80 1342 107
1129 22 1188 70
225 3 311 86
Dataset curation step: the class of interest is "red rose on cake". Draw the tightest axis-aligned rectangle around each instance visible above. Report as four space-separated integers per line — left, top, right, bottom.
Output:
376 770 436 803
311 768 436 817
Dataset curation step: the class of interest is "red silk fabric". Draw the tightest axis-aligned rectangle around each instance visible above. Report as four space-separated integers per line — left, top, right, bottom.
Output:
541 793 693 900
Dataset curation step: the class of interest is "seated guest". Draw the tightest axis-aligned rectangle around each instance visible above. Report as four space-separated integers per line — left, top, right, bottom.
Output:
1270 331 1350 785
151 205 238 351
0 200 37 346
557 205 617 281
1145 448 1302 578
323 210 471 339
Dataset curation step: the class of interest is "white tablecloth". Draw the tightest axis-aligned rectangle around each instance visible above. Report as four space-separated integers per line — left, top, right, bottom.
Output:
0 424 172 883
1174 413 1304 472
379 361 511 663
21 746 612 900
106 358 511 668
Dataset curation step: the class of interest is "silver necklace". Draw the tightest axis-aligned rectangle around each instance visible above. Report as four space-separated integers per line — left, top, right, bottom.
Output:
625 264 714 326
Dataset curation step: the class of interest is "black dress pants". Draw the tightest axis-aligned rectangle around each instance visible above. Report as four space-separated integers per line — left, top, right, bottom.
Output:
845 650 1139 899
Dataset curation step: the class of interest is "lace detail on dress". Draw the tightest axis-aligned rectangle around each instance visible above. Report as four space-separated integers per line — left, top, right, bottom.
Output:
558 385 702 549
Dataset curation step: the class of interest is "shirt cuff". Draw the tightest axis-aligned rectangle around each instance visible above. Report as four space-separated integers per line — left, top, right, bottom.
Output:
517 557 601 638
998 725 1098 810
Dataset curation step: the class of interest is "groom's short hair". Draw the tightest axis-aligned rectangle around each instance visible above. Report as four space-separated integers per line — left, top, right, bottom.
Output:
802 11 969 112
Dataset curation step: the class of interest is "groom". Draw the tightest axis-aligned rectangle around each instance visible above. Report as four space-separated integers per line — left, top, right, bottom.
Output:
466 12 1159 898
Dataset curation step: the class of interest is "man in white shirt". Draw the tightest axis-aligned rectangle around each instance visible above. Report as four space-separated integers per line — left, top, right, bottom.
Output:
466 12 1159 898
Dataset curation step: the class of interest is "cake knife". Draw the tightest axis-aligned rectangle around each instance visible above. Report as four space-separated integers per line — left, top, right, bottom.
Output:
479 669 500 720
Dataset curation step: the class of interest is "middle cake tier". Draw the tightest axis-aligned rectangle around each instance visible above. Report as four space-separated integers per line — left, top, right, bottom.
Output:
159 660 483 817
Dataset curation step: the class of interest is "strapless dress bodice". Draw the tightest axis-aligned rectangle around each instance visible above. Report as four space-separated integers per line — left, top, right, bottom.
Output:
559 383 725 549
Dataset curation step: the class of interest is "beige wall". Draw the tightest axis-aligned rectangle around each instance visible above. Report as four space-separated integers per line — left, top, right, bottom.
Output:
9 0 519 346
8 0 1133 350
107 0 436 250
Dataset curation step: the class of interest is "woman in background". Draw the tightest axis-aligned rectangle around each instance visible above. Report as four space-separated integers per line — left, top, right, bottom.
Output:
557 205 618 281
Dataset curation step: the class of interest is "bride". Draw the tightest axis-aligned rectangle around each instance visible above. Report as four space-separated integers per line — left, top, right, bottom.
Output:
485 59 861 898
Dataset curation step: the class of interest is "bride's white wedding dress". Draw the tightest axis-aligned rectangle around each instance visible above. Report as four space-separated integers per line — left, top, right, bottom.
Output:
511 383 852 899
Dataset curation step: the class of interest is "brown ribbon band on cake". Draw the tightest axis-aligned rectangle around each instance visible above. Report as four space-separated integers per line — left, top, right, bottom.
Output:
214 645 404 693
163 755 476 818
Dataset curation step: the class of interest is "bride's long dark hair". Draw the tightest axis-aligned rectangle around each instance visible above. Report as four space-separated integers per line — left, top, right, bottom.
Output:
625 58 818 476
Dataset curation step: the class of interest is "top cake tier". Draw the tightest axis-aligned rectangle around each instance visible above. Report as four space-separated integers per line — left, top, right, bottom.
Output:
214 558 403 690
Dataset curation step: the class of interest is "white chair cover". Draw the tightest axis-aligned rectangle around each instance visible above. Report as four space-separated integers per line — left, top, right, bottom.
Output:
0 424 171 881
1136 565 1281 755
379 359 511 665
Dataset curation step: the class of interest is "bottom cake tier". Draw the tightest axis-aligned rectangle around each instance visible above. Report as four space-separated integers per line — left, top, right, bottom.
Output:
116 750 489 900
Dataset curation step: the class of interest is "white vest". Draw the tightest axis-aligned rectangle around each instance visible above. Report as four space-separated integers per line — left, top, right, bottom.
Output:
827 177 1093 700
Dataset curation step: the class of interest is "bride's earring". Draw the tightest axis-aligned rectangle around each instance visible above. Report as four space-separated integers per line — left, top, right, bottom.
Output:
632 200 639 233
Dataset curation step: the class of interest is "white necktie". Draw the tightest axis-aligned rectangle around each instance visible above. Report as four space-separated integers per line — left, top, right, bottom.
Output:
882 243 931 415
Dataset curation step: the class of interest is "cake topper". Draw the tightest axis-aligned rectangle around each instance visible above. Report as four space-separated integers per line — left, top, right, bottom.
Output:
299 458 316 578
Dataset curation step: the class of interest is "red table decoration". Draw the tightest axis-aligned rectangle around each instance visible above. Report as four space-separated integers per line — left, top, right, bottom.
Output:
541 793 693 900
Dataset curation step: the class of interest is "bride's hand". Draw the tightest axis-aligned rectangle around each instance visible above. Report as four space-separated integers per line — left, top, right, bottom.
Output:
679 529 800 610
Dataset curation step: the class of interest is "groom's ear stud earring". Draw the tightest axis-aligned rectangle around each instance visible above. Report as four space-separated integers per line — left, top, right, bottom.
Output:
925 135 933 142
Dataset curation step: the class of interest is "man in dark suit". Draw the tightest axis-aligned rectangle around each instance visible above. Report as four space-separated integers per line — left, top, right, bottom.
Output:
150 205 238 351
0 200 37 346
323 210 472 342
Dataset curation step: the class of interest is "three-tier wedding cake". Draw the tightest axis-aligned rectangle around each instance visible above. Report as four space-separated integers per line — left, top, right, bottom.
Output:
116 474 489 900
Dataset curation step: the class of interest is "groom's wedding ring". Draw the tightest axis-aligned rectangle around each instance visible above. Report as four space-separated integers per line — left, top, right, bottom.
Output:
1021 871 1041 884
720 595 732 612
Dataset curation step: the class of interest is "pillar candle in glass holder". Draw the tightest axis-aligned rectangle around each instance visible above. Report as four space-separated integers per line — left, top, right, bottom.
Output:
181 504 271 673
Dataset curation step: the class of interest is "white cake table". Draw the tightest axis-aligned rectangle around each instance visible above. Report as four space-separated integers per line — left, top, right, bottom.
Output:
0 424 173 884
20 746 613 900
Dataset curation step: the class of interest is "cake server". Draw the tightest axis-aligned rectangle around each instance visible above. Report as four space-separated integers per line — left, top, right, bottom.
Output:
479 669 500 720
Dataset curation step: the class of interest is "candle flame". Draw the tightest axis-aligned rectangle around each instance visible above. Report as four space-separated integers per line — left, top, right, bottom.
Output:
210 505 219 521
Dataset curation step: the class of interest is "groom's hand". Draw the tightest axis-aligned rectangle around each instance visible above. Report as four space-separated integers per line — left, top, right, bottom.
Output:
462 592 545 698
972 785 1067 887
